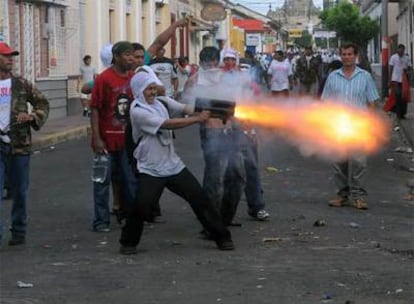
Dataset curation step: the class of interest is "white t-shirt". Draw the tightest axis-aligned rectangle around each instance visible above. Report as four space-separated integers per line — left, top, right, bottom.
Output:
150 60 177 97
268 60 292 91
390 53 411 83
130 96 186 177
80 65 96 83
0 78 12 143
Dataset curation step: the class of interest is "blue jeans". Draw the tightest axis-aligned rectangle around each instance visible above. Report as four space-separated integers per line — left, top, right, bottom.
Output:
200 127 244 226
237 130 266 214
92 149 136 230
0 142 30 242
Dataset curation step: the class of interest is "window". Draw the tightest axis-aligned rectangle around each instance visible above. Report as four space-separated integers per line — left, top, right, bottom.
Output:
60 9 65 27
45 5 49 23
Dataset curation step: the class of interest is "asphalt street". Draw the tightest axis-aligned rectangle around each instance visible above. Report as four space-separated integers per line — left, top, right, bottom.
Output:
0 124 413 304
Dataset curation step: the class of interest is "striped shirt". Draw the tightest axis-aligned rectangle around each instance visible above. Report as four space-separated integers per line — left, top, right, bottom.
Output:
321 66 379 108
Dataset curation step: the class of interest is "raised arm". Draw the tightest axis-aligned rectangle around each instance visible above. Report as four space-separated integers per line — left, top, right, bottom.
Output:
147 18 188 58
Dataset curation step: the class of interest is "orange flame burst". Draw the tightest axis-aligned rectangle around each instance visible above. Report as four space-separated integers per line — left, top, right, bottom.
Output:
235 101 391 159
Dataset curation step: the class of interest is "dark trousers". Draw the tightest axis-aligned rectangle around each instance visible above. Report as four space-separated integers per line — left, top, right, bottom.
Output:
120 168 231 247
392 82 407 119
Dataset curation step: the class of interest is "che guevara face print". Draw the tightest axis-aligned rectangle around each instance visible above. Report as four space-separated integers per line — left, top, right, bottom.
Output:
114 93 130 122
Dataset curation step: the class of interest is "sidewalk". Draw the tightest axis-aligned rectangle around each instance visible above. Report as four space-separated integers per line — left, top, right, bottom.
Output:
32 114 90 151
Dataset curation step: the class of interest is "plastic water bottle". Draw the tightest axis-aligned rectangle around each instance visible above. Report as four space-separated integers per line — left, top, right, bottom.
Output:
91 154 109 183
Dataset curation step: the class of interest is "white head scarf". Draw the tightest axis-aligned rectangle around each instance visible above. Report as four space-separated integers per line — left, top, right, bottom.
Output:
135 65 163 86
130 70 158 101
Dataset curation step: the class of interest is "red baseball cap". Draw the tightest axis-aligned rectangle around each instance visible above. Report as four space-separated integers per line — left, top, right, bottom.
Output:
0 42 19 56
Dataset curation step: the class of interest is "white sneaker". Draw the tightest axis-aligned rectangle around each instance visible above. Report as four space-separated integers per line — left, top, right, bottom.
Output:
251 210 270 221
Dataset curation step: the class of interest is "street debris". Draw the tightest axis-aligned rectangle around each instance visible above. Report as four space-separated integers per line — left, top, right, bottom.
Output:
394 146 413 154
262 237 282 243
16 281 34 288
386 158 394 162
349 222 360 229
265 166 279 173
387 288 403 294
313 219 326 227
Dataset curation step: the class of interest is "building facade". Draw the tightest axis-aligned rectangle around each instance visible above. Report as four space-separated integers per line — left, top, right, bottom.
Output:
360 0 411 78
1 0 290 119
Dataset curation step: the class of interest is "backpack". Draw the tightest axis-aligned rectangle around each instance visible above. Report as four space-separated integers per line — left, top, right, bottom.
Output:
124 97 172 172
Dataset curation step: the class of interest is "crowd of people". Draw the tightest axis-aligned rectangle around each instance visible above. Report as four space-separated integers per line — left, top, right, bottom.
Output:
0 16 412 254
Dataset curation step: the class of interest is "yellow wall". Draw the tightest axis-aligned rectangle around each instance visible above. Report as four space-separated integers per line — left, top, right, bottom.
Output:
229 16 244 54
230 26 245 55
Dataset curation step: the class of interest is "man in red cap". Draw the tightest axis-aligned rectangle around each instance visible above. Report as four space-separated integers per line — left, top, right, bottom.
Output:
0 42 49 246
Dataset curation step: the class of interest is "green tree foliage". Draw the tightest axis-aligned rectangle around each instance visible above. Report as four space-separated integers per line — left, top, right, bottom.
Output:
319 1 379 50
293 30 312 48
314 37 339 49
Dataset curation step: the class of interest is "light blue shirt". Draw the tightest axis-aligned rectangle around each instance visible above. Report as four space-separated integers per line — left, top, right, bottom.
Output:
321 66 379 108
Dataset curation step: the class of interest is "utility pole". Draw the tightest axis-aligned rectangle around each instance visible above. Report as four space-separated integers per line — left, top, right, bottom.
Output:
381 0 389 99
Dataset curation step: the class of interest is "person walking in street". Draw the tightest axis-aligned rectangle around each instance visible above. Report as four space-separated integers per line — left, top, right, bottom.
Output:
321 42 379 210
90 41 137 232
119 71 234 254
220 48 269 223
78 55 96 117
0 42 49 246
267 50 293 97
387 44 412 120
295 46 321 97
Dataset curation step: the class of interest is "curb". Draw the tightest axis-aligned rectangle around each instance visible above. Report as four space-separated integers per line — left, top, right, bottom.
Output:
32 125 90 151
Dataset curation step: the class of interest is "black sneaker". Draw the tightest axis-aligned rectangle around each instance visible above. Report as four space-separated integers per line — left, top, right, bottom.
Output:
216 239 235 251
8 235 25 246
120 245 137 255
